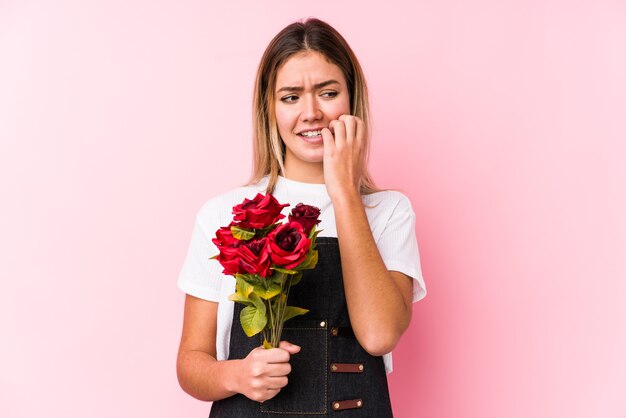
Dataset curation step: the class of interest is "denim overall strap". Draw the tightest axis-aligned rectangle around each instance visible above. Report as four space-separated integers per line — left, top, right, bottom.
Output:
209 237 394 417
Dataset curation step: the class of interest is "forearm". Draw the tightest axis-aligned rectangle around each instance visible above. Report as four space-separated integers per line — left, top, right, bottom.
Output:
177 349 242 402
333 191 412 356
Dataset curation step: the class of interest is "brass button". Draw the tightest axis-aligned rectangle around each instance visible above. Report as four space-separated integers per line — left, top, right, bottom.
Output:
331 364 337 371
358 364 364 371
331 327 338 336
320 321 326 327
357 400 363 407
333 402 340 410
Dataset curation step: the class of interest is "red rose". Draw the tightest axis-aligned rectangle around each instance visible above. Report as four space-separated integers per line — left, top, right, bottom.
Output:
288 203 321 234
212 225 240 248
213 232 272 277
268 222 311 270
232 193 289 229
212 225 244 276
237 238 272 277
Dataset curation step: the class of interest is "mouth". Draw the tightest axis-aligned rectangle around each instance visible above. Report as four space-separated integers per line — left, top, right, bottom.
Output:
297 129 324 143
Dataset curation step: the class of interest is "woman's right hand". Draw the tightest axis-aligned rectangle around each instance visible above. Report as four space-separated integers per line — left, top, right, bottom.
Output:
235 341 301 402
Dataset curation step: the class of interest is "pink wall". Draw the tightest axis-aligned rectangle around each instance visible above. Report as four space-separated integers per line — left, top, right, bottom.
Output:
1 1 625 417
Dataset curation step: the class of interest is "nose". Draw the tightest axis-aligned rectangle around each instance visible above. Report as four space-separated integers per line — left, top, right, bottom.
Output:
300 94 322 122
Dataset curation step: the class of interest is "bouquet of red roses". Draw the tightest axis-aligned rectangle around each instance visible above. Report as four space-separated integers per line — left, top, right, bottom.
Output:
211 193 321 348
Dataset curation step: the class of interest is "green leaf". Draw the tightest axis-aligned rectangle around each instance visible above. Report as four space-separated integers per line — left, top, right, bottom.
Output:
268 271 288 285
297 249 318 270
256 223 279 238
240 300 267 337
236 273 262 286
272 266 298 275
282 306 309 323
309 226 323 243
241 277 255 296
231 226 256 241
228 293 253 305
253 281 282 300
288 272 303 286
262 338 273 349
228 277 254 304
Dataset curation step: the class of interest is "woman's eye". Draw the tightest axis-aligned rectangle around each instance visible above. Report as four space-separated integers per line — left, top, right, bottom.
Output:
281 95 298 103
321 91 338 98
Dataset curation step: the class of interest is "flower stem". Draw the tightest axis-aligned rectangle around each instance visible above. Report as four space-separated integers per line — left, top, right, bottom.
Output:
266 297 275 348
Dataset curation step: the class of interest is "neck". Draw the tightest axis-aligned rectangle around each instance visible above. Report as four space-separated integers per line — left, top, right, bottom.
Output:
283 161 325 184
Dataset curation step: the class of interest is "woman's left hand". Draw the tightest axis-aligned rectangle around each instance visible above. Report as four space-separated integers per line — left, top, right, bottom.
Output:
321 114 366 200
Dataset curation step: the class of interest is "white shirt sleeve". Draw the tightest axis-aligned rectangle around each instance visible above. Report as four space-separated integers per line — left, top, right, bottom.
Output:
177 204 224 301
177 198 238 363
376 193 427 302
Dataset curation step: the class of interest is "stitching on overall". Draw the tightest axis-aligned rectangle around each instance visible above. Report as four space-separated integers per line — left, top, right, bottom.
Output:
323 319 328 414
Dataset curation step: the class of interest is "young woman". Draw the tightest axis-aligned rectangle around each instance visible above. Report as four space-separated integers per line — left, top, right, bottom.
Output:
177 18 426 417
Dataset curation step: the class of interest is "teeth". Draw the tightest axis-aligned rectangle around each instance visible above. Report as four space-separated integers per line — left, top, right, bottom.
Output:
300 130 322 137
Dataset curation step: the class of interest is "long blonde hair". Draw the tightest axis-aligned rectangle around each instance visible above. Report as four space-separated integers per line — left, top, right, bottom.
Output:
248 18 381 195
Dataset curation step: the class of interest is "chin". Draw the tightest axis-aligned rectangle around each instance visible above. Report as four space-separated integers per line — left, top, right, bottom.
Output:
283 141 324 165
292 157 323 166
300 157 324 165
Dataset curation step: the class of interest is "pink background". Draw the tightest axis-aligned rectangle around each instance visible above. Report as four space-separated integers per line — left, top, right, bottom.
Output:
1 1 625 417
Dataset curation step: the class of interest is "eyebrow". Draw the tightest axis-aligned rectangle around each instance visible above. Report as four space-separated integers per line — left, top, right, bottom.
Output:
276 79 340 94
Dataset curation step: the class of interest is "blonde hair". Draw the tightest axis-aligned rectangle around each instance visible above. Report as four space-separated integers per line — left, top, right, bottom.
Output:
247 18 381 195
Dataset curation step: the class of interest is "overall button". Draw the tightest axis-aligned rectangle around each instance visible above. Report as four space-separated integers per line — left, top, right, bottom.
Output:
329 326 355 337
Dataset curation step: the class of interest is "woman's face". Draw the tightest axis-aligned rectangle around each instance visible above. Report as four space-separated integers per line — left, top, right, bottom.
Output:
274 51 350 174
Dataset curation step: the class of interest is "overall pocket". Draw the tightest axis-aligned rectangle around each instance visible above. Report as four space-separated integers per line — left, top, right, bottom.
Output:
260 319 328 415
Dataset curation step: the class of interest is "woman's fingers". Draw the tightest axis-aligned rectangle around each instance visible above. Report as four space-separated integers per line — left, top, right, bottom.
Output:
338 114 357 146
266 375 289 389
240 345 297 402
322 115 366 198
321 127 334 159
250 346 290 364
355 117 365 149
329 119 346 148
268 362 292 377
257 387 281 403
324 115 365 159
330 115 364 149
278 340 301 354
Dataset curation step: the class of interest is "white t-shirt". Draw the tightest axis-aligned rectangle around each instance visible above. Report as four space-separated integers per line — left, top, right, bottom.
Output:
178 175 426 373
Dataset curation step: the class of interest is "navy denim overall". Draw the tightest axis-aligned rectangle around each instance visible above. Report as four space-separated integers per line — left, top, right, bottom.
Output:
209 238 394 417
